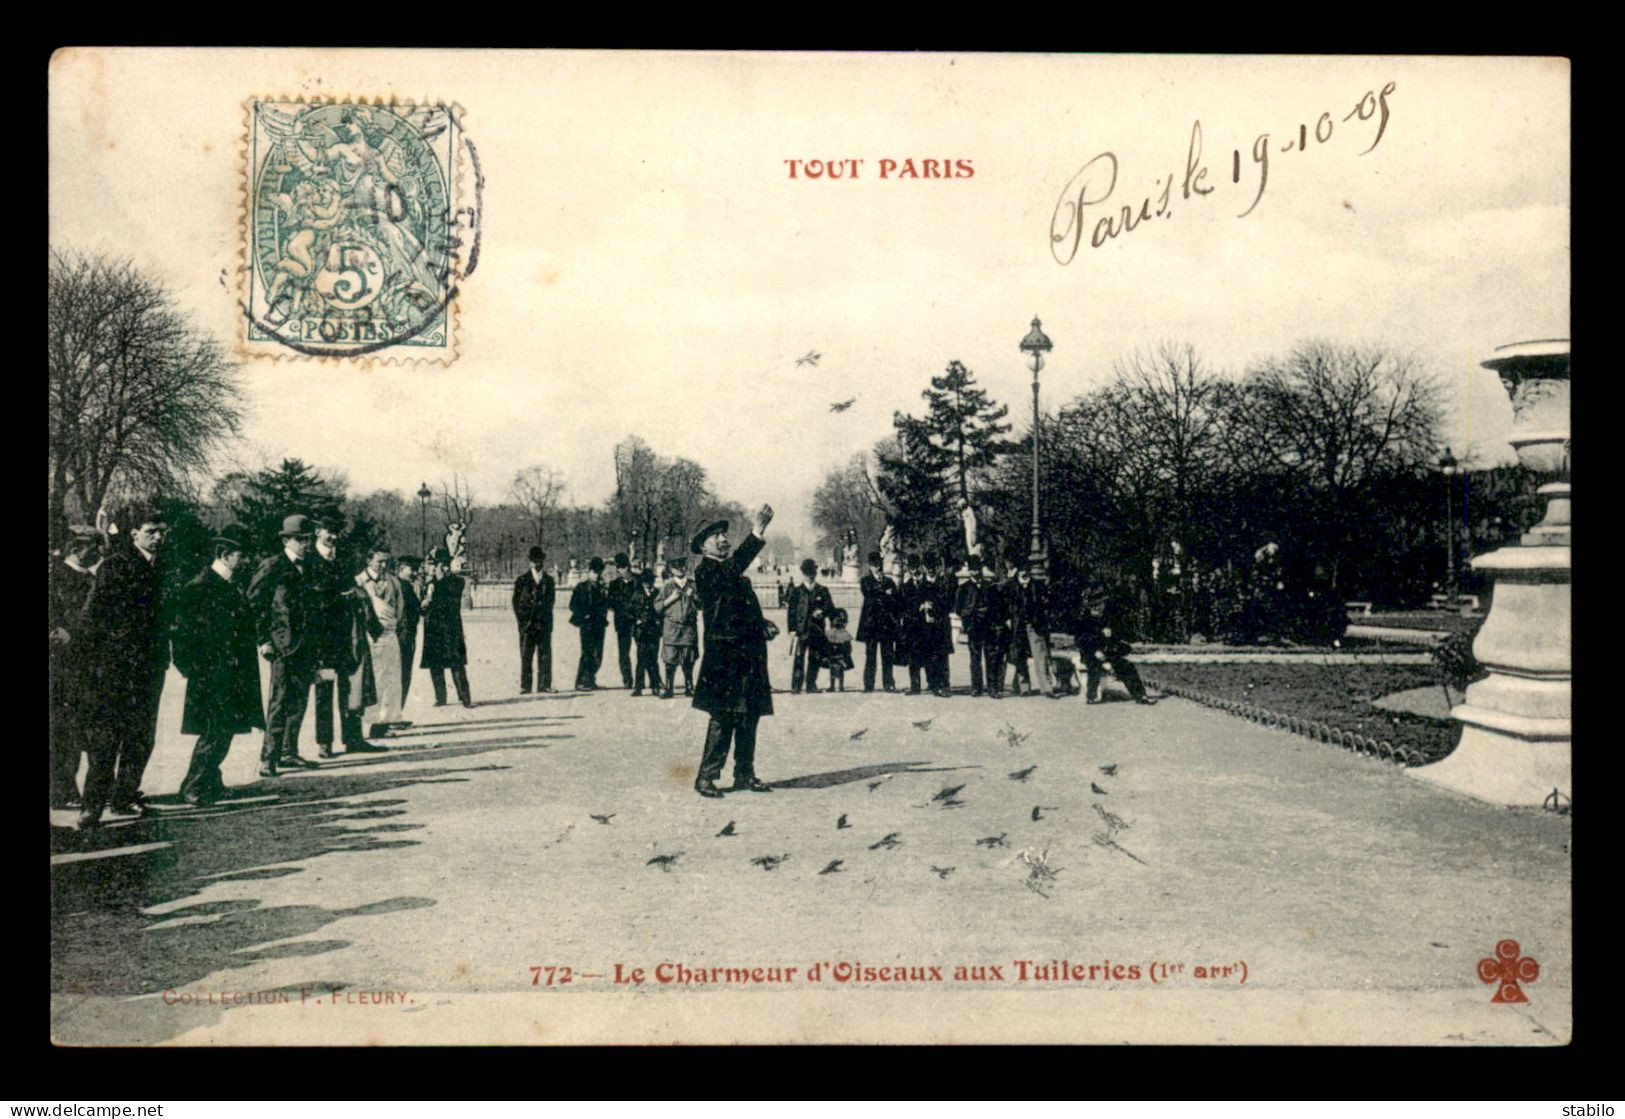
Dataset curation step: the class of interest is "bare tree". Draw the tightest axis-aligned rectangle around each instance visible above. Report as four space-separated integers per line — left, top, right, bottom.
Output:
437 474 479 529
48 249 244 540
811 453 891 559
510 464 565 546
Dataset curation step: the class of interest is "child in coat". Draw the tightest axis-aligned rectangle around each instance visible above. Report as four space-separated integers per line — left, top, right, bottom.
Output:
823 608 855 691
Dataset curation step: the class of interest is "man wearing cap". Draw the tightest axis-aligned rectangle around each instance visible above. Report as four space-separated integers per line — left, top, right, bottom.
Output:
606 553 637 689
49 526 102 809
690 504 779 798
249 514 324 776
172 525 263 805
512 546 556 694
1077 591 1154 705
396 556 423 703
955 558 1008 698
857 550 901 694
421 547 473 707
656 555 699 698
569 556 610 690
785 557 834 694
74 505 171 828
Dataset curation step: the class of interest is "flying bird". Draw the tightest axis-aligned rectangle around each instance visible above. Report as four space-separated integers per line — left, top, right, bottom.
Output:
930 865 956 880
1099 763 1118 777
796 350 821 366
1091 782 1110 796
751 853 791 871
849 728 868 741
975 833 1008 848
590 813 616 825
1032 805 1059 822
1008 765 1038 782
829 398 857 413
836 814 851 830
870 832 903 850
911 719 934 731
646 852 683 871
819 859 845 875
932 783 967 802
716 821 738 837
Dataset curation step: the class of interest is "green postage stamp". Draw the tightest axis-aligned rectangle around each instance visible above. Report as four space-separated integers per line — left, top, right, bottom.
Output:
243 100 477 363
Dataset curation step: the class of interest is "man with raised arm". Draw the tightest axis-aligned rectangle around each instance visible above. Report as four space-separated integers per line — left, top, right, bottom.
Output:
690 504 780 799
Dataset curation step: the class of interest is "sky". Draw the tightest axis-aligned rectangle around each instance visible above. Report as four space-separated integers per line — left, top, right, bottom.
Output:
50 51 1569 550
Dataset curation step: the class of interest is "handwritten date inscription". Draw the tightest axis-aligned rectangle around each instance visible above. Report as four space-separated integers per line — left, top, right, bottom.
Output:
1050 81 1396 266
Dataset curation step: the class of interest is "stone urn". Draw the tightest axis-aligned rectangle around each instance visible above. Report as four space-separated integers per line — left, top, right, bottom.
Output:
1412 340 1569 806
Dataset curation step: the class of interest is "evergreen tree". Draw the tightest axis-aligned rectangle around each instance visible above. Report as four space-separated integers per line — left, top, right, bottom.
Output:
228 459 347 555
876 360 1012 555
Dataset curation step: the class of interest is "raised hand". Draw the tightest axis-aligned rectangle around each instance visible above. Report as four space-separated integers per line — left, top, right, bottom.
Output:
756 503 774 530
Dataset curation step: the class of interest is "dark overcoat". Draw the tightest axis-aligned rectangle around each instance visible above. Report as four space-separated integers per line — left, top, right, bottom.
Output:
173 566 265 736
248 552 324 668
569 578 610 632
785 580 834 655
338 586 382 709
1006 578 1052 656
309 550 354 669
420 574 468 668
897 575 932 666
955 577 1008 638
930 573 957 655
76 540 171 714
399 578 422 657
856 572 901 643
512 570 556 634
691 533 774 718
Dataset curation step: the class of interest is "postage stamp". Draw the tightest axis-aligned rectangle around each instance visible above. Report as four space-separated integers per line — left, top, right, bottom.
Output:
241 99 477 363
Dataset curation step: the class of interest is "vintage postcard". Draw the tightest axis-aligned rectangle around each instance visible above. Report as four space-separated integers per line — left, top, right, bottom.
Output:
48 50 1571 1046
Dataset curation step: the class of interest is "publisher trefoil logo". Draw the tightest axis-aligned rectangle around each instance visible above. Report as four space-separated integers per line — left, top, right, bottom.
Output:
1477 938 1539 1004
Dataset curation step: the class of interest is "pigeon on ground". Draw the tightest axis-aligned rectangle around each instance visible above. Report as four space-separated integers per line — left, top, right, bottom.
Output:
797 350 821 366
829 398 857 413
716 821 737 837
1099 763 1118 777
646 852 683 871
751 853 791 871
1091 782 1110 796
975 833 1008 848
1008 765 1037 782
930 865 956 879
911 719 934 731
590 813 616 825
866 777 892 793
932 783 967 802
869 832 903 850
1032 806 1058 821
820 860 845 875
836 814 851 830
849 728 868 741
938 798 966 810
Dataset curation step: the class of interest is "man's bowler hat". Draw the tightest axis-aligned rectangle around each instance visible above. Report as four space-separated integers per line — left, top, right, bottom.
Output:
799 557 818 576
529 546 546 563
430 546 452 564
588 556 605 573
279 514 314 538
613 552 630 568
867 551 883 567
690 519 729 555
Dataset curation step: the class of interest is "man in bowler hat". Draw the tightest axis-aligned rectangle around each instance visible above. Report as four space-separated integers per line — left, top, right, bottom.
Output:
569 557 610 689
249 514 323 776
513 546 556 693
172 524 263 804
857 549 901 693
607 553 637 688
691 505 779 798
396 555 422 703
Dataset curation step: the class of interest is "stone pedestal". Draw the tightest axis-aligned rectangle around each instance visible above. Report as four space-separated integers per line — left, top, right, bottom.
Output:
1411 340 1570 807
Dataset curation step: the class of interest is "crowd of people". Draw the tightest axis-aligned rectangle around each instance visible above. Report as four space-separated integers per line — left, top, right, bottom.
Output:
49 507 476 831
545 544 1153 709
49 501 1157 824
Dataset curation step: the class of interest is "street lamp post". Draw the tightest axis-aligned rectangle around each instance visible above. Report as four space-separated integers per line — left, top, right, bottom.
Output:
417 482 432 558
1019 317 1053 577
1438 448 1458 607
